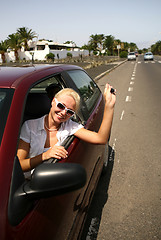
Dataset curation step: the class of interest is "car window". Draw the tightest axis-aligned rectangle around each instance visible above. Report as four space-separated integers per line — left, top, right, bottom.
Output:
67 70 100 112
0 91 6 110
23 75 63 122
0 89 14 144
30 75 62 93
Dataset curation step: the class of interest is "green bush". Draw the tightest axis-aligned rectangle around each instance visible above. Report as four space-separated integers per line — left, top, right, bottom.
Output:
93 51 98 55
45 53 55 61
120 51 128 58
67 52 72 58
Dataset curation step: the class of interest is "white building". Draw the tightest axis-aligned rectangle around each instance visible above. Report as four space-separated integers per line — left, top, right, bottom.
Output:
0 40 90 63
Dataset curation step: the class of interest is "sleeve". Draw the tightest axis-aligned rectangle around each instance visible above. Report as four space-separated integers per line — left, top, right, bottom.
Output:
20 121 30 143
69 120 84 135
56 119 84 145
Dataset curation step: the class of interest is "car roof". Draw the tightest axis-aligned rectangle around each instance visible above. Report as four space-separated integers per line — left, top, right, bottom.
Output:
0 64 81 88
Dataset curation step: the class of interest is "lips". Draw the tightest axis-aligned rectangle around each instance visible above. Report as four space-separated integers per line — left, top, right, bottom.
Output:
56 112 66 121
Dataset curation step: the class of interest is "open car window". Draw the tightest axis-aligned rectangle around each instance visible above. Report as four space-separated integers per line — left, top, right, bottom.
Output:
23 75 62 122
67 70 100 113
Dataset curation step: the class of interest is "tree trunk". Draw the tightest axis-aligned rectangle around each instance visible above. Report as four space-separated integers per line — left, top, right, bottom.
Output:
15 50 19 61
1 53 6 63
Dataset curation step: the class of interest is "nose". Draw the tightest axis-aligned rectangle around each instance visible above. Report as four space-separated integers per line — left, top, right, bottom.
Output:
61 109 67 116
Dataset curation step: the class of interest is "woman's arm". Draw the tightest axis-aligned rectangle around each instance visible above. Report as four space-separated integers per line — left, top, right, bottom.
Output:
17 139 68 172
17 139 44 171
74 83 116 144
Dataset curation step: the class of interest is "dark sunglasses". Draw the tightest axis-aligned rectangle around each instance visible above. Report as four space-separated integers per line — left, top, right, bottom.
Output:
54 98 75 116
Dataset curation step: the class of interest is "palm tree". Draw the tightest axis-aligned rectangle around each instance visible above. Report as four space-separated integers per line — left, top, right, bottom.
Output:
7 33 21 61
89 34 105 54
151 40 161 55
103 35 115 55
0 40 8 63
129 42 137 52
17 27 37 51
122 42 129 51
81 44 93 55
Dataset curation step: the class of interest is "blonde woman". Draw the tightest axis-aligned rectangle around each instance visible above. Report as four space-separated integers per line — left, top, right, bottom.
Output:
17 84 116 176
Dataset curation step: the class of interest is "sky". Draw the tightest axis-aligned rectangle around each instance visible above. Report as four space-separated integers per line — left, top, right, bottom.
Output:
1 0 161 49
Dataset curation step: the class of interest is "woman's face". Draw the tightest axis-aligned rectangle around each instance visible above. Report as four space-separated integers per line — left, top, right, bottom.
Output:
50 95 76 124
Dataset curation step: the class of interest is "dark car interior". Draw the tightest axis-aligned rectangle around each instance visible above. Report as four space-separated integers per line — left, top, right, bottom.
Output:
23 83 83 125
24 92 51 122
23 83 62 122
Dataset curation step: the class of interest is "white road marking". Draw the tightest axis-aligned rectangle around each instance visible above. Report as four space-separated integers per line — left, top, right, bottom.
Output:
138 61 141 64
131 77 135 80
120 110 125 120
86 217 99 239
126 96 132 102
109 138 117 162
158 61 161 63
130 81 134 85
128 87 133 92
112 138 116 150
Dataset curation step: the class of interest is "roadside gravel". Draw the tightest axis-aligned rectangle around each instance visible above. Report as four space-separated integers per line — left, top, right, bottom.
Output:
71 59 126 80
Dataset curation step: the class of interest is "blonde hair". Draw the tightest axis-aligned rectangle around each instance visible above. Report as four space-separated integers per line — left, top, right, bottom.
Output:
55 88 80 112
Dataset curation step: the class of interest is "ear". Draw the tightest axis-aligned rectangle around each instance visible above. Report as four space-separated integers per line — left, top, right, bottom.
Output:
52 98 55 105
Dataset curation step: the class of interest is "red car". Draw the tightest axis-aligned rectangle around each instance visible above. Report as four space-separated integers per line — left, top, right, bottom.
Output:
0 64 107 240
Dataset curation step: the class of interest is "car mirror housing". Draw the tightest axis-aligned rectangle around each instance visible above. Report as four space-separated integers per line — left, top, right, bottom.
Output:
8 157 86 226
25 162 87 199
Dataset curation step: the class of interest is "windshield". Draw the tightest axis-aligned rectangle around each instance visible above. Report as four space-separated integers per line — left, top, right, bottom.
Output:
0 89 14 145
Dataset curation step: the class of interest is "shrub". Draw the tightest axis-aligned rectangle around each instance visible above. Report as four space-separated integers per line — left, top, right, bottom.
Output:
67 52 72 58
45 53 55 61
120 51 128 58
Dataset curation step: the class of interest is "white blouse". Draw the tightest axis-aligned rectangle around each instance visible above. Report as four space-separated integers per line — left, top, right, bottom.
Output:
20 115 84 158
20 115 84 178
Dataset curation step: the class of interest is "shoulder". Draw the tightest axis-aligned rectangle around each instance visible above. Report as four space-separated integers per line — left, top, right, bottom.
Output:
61 119 84 134
22 115 45 132
62 118 82 128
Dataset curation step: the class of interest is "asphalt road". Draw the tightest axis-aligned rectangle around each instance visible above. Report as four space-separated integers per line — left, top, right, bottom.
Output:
81 55 161 240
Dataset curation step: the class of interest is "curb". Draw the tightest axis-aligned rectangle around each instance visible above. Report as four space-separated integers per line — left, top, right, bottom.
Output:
94 59 127 82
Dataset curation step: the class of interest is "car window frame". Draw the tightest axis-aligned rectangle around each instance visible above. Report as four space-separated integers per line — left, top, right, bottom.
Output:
60 70 89 121
62 69 101 119
9 70 87 225
0 88 14 145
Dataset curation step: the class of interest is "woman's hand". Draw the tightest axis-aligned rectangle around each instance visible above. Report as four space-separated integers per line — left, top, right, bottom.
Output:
42 145 68 161
104 83 116 110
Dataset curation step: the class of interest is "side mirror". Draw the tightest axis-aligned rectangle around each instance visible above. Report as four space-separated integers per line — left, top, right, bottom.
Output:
25 162 87 199
8 157 86 226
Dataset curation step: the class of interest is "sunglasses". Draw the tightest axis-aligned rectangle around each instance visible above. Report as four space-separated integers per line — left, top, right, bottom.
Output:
54 98 75 116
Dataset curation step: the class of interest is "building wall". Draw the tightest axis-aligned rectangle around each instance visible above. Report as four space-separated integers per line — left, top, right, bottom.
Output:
0 46 89 63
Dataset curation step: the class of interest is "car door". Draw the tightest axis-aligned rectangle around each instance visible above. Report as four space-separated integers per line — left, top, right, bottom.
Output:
6 69 105 240
61 69 105 239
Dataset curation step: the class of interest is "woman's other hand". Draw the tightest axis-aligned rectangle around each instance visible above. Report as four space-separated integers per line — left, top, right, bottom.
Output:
43 145 68 160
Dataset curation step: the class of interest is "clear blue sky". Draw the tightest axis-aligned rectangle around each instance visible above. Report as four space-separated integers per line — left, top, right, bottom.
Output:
1 0 161 49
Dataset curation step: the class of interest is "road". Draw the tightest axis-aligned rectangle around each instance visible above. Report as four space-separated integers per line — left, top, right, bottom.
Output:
81 55 161 240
